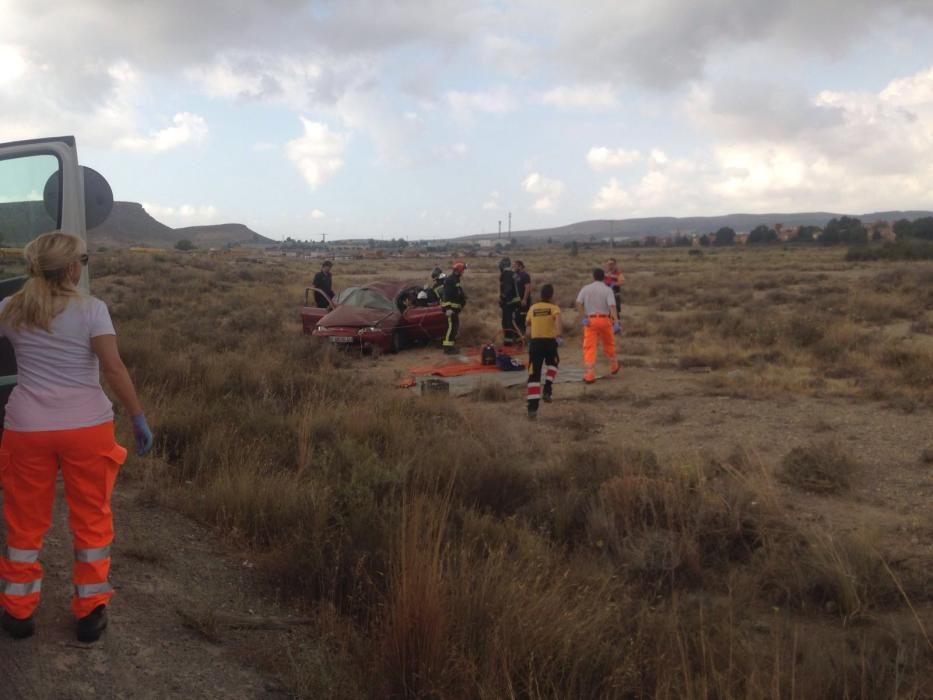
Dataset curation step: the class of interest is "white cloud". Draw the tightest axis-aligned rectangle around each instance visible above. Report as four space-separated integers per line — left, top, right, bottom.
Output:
523 172 564 212
309 209 325 219
0 44 27 85
142 202 219 226
447 86 518 121
116 112 208 152
587 147 642 170
539 83 618 110
592 178 633 212
286 118 348 190
252 141 277 152
482 190 500 210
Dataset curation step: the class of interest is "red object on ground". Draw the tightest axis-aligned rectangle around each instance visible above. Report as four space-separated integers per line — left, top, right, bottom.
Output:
408 345 523 377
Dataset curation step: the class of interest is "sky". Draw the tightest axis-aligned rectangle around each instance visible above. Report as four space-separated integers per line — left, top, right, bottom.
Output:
1 0 932 241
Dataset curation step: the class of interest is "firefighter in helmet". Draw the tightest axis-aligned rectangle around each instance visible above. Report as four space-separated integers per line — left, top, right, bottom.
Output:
441 262 467 354
498 257 520 346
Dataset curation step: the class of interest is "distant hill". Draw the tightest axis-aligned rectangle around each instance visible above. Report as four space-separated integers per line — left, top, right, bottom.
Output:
461 211 933 242
0 200 272 249
90 202 273 248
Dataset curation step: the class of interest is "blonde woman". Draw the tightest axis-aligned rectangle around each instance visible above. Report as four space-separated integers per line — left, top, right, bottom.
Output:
0 231 152 642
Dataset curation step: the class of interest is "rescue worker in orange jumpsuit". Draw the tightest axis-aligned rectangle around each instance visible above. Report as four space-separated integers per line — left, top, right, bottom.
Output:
525 283 562 420
0 232 153 642
575 268 621 384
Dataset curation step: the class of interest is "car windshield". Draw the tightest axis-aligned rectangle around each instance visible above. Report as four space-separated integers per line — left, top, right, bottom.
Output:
339 287 395 311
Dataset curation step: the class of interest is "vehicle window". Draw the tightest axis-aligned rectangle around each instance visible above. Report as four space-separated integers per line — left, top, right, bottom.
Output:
340 287 395 311
0 153 61 281
335 286 359 304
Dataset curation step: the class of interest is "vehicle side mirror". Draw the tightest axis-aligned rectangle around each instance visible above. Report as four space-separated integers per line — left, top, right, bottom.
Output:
43 166 114 230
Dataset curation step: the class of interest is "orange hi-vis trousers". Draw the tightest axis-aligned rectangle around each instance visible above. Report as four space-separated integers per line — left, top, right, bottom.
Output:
0 421 126 620
582 315 618 380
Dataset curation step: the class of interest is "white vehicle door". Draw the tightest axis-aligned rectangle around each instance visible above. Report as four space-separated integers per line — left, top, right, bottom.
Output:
0 136 113 423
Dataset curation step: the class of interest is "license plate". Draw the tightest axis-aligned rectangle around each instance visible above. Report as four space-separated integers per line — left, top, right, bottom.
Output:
330 336 355 344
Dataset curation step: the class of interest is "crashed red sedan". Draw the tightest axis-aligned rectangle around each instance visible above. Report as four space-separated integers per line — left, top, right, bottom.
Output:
301 280 448 353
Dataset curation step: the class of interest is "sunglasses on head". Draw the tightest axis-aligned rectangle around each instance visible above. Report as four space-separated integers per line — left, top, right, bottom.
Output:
79 254 89 266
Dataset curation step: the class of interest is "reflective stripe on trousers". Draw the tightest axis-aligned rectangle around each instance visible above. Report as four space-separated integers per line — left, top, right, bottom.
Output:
75 545 112 563
0 578 42 596
75 581 114 598
5 547 39 563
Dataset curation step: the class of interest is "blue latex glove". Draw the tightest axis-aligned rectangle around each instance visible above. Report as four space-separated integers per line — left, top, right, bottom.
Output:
131 413 154 456
612 320 621 334
555 336 564 346
582 317 591 327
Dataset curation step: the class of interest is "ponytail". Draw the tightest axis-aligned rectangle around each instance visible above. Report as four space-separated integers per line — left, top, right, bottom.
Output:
0 231 84 331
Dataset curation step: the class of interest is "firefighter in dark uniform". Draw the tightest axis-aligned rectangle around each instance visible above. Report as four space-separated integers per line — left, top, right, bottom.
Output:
441 262 467 354
525 283 562 420
513 259 532 338
498 257 520 346
312 260 335 308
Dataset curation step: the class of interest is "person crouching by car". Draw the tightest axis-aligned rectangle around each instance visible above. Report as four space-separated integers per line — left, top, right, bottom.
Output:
441 262 467 354
497 257 520 345
424 266 445 304
513 259 532 338
0 231 153 643
312 260 335 308
525 283 562 420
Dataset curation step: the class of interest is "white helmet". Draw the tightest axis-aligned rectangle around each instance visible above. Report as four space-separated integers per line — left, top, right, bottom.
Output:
417 290 428 300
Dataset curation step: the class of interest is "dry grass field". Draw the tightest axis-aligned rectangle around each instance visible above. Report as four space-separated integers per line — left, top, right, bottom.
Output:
93 244 932 698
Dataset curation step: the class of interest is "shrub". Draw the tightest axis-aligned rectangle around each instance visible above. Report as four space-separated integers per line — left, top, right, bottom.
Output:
778 442 858 494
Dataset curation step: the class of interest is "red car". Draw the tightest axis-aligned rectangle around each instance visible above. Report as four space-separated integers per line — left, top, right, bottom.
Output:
301 280 448 353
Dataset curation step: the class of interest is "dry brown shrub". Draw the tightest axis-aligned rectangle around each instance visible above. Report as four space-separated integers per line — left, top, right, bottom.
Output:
778 441 858 494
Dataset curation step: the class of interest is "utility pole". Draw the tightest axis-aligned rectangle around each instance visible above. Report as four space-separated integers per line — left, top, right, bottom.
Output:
498 220 502 238
321 232 327 244
508 211 511 236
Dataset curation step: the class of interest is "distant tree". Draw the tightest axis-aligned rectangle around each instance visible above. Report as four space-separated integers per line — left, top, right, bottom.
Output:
747 224 778 245
893 218 913 240
175 239 195 251
643 236 658 247
714 226 736 246
822 216 865 245
796 225 820 243
911 216 933 241
546 236 553 245
570 240 579 257
673 234 691 247
699 233 711 247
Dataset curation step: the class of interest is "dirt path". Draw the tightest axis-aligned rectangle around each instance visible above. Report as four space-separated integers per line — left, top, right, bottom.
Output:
0 472 290 700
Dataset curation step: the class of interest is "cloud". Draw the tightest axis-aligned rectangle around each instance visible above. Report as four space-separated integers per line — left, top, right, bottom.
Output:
142 202 219 226
447 86 518 121
539 84 618 110
482 190 500 210
0 44 27 84
309 209 325 219
286 118 348 190
522 172 564 212
592 178 633 212
529 0 933 88
115 112 208 152
587 147 642 170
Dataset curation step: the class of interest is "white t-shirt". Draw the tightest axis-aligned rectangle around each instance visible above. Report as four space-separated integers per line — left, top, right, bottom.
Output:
0 295 115 431
576 280 617 316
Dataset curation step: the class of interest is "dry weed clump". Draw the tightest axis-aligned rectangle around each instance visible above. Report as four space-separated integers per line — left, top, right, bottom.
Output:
778 441 858 494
